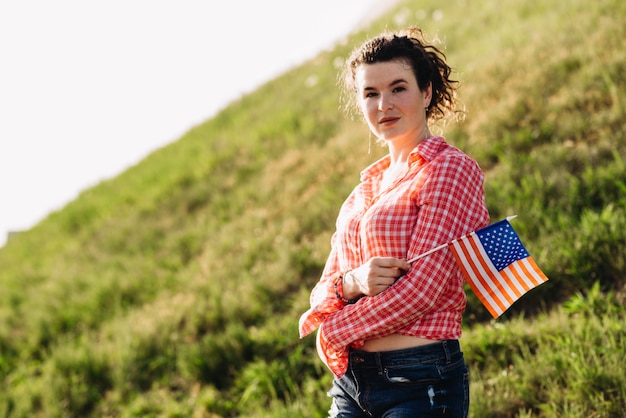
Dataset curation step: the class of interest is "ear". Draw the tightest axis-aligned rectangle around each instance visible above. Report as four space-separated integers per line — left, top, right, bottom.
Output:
423 82 433 109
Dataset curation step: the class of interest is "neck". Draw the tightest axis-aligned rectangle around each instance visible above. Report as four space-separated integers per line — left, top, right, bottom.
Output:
387 128 433 164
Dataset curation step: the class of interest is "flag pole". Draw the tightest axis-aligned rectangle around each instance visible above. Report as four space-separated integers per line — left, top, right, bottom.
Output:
408 243 448 263
407 215 518 264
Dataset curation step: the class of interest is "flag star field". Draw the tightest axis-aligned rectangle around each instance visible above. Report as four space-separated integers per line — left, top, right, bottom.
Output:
477 223 530 271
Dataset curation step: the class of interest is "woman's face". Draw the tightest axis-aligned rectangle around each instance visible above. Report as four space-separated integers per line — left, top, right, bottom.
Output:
355 59 431 146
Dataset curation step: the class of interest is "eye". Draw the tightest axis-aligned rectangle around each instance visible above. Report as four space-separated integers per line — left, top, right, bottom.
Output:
364 91 378 98
392 86 406 93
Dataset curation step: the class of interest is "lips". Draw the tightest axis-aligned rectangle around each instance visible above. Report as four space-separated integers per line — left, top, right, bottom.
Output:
379 116 399 125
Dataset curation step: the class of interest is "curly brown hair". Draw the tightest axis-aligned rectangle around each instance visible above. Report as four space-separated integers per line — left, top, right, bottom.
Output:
340 27 461 124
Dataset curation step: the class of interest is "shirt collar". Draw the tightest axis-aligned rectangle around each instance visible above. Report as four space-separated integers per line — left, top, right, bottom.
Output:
360 136 446 181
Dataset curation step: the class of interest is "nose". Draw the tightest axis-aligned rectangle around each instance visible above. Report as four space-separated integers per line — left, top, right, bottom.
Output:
378 93 393 111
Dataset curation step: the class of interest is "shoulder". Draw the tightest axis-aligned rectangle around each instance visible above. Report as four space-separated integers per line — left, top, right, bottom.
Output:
419 137 479 164
428 141 484 177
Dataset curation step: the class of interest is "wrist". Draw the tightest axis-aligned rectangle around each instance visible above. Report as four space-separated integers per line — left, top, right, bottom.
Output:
334 271 360 304
341 270 362 301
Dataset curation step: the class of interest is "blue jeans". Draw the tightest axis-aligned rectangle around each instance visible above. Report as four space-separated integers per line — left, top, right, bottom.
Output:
327 340 469 417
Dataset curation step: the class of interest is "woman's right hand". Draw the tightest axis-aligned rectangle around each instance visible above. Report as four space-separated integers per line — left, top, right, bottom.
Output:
342 257 410 300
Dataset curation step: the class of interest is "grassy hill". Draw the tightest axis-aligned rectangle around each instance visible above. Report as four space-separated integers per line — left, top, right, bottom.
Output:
1 0 625 416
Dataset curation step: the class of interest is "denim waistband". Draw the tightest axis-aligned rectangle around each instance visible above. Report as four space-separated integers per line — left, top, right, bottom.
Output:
348 339 461 370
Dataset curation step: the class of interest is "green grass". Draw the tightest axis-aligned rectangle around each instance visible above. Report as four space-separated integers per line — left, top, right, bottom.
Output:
466 282 626 417
0 0 625 416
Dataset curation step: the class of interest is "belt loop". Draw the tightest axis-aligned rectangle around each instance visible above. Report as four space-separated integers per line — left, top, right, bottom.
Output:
375 352 383 374
442 340 452 364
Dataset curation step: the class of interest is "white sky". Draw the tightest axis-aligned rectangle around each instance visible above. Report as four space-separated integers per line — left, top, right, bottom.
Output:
0 0 389 247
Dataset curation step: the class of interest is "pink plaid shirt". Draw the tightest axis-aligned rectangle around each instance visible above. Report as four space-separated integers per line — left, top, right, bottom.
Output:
299 136 490 377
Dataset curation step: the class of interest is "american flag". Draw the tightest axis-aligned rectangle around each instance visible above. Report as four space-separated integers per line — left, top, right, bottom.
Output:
448 218 549 318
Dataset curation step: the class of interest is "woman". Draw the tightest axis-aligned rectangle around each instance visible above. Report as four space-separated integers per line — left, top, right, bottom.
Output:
299 27 490 417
